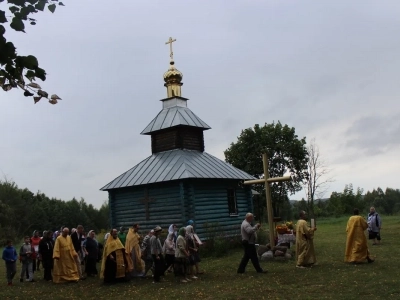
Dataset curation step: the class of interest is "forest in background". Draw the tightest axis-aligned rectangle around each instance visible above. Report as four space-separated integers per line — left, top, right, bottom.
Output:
0 179 109 244
252 184 400 222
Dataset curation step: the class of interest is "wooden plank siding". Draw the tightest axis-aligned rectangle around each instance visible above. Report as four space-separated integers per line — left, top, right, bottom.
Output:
189 179 252 238
109 182 183 234
151 127 205 154
108 179 253 240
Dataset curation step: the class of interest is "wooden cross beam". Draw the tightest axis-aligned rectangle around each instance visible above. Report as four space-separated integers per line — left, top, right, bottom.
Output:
140 188 156 221
243 153 292 248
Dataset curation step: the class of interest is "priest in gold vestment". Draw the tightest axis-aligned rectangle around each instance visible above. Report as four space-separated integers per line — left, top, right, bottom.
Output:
125 224 145 277
344 208 374 263
100 229 133 283
53 227 80 283
295 211 317 268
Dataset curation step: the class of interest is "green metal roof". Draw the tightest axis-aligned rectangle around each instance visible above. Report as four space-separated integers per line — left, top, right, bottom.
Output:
141 97 211 135
100 149 254 191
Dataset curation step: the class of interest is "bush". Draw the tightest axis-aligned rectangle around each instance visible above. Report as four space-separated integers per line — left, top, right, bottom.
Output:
257 229 270 245
201 222 242 257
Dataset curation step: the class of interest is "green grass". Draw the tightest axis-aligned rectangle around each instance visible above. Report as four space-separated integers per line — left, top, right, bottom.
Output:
1 216 400 300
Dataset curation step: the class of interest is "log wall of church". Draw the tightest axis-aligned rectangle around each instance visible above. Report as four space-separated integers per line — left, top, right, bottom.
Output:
188 179 253 238
108 179 253 240
109 182 184 233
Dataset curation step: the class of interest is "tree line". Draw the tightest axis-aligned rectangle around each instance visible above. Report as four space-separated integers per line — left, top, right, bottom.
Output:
293 184 400 219
0 179 109 245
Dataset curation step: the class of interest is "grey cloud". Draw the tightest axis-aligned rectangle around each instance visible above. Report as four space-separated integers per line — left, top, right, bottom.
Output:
345 114 400 155
1 0 400 206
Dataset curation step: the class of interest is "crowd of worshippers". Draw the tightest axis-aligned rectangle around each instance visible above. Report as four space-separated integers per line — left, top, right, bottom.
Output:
2 207 382 286
2 220 204 286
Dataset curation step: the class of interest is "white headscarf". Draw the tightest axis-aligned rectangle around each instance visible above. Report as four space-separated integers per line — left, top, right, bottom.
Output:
168 224 174 234
185 225 194 239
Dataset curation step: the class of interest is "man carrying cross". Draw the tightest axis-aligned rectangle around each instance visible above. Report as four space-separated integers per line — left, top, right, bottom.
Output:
237 213 267 274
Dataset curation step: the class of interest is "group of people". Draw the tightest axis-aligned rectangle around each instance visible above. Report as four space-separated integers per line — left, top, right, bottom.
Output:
2 220 204 286
2 226 103 286
102 220 203 284
237 207 382 273
2 208 382 286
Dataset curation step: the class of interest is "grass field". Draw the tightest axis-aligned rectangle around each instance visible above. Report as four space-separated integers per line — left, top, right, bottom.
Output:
1 216 400 300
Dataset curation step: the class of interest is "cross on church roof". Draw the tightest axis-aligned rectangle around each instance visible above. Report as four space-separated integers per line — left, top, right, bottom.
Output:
165 37 177 61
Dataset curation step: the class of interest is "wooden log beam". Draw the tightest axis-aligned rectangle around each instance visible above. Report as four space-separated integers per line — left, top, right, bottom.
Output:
243 175 292 185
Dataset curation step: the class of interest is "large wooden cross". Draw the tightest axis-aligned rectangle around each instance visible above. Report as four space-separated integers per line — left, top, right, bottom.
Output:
243 153 292 248
165 37 177 61
140 188 156 221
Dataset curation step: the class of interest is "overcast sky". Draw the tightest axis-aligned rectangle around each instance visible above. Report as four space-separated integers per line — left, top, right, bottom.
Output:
1 0 399 207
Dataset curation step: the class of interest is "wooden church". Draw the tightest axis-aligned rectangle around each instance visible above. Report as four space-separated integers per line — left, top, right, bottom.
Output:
100 38 255 238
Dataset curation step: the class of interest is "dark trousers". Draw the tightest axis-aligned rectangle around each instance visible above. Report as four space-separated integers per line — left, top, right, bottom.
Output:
42 258 53 281
237 243 263 273
152 255 166 282
85 257 98 276
165 254 175 270
44 266 52 281
6 262 16 283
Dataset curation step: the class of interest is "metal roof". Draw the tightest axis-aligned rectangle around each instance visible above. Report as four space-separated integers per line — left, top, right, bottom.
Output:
141 106 211 135
100 149 255 191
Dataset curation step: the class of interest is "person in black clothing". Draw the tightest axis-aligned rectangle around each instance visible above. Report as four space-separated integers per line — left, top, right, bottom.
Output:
70 225 85 279
83 230 99 277
39 231 54 281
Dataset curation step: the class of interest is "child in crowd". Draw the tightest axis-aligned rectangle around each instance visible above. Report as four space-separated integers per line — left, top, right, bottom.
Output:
2 240 18 286
19 236 35 282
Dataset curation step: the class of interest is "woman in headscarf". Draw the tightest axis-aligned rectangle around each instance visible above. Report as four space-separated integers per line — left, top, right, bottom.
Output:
83 230 98 277
175 227 190 283
168 224 178 243
186 224 203 278
163 232 176 273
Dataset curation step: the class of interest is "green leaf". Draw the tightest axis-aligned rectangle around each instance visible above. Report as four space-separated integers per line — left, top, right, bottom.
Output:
35 0 46 11
8 0 26 6
0 10 7 23
30 21 36 25
0 24 5 35
10 17 25 32
5 42 16 57
25 70 36 80
24 90 34 97
23 55 39 70
35 68 46 81
48 4 56 13
9 6 20 14
27 5 37 13
59 2 65 6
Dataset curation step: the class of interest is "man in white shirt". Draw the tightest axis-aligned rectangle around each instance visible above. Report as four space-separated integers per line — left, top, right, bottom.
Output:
237 213 267 274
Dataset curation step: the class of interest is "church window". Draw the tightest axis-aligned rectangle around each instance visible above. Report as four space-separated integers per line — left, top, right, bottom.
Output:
227 188 238 216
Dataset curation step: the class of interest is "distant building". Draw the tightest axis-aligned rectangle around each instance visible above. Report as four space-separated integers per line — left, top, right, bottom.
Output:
100 39 254 237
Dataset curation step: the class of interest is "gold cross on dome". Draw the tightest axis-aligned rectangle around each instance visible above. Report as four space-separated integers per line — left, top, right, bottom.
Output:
165 37 177 61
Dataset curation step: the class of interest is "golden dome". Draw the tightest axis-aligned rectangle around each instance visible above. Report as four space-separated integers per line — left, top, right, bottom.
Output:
163 61 183 83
